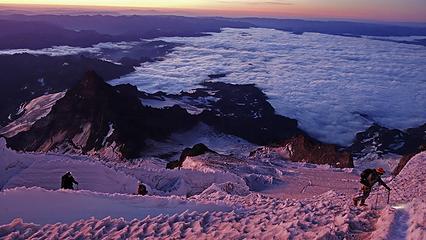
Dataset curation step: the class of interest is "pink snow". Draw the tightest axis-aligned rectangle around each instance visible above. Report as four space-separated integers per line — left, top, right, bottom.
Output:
0 135 424 239
0 187 233 225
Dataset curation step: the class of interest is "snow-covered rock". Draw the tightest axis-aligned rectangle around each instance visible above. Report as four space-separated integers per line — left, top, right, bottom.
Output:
200 182 250 197
0 92 65 138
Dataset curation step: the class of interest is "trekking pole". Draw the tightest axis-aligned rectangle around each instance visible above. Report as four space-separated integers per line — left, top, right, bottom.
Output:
374 192 379 210
387 190 390 204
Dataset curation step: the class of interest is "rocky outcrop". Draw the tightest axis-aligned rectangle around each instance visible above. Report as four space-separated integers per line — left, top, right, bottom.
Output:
0 54 135 125
139 81 303 146
6 71 197 160
196 82 302 145
349 123 426 159
250 135 354 168
282 135 353 168
167 143 215 169
208 73 227 79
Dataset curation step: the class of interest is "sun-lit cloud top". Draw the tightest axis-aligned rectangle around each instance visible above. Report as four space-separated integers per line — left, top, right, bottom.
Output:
1 0 425 22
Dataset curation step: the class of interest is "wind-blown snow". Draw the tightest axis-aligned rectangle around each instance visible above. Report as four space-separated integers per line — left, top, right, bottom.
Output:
110 28 426 146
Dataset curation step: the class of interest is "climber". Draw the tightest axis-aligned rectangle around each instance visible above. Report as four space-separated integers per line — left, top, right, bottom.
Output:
61 171 79 190
353 168 391 206
137 182 148 195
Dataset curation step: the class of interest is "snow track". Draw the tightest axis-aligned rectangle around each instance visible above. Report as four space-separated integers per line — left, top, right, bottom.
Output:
387 208 409 240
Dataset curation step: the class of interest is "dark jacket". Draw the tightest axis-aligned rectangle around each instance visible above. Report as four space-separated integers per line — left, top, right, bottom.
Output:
360 169 390 190
137 183 148 195
61 173 78 189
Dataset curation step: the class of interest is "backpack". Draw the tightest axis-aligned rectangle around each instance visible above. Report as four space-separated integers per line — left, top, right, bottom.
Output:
360 169 374 186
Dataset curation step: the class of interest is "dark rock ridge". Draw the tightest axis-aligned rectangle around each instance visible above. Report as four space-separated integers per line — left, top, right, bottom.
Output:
6 71 197 159
3 15 426 46
249 135 354 168
281 135 354 168
349 123 426 159
4 71 351 167
0 54 134 126
139 81 303 145
1 15 253 40
166 143 215 169
191 82 302 145
208 73 227 79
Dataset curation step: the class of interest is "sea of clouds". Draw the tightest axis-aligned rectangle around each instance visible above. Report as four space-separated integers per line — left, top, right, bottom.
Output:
110 28 426 146
0 41 137 56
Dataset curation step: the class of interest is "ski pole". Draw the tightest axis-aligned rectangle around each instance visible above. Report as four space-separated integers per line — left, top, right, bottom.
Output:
375 192 379 209
387 190 390 204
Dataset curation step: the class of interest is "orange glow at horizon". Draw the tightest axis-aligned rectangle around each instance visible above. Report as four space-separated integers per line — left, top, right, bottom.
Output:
0 0 425 22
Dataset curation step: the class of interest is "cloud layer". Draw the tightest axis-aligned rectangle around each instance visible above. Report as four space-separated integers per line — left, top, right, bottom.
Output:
111 28 426 145
0 41 136 56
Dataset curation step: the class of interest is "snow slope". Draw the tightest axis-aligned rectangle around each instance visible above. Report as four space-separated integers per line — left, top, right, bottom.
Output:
0 138 138 194
0 136 424 239
365 151 426 240
0 188 377 239
0 187 232 225
3 158 138 194
0 138 245 197
182 152 359 197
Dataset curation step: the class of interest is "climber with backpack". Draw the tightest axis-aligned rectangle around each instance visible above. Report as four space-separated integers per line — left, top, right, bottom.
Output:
61 171 79 190
353 168 391 206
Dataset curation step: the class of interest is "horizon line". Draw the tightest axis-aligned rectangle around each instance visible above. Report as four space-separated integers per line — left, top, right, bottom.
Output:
1 3 425 24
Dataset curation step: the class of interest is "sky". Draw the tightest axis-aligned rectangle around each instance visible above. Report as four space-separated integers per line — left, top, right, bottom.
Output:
0 0 425 22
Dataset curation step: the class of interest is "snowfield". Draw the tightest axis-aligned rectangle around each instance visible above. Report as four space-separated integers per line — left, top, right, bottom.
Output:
0 187 232 225
0 138 425 239
0 189 377 239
